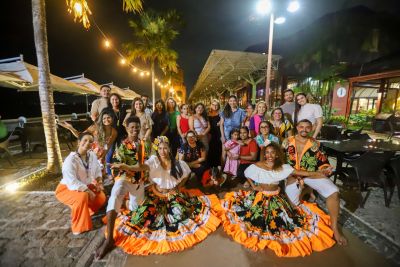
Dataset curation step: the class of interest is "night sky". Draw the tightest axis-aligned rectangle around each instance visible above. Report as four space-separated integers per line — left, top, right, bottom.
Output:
1 0 398 99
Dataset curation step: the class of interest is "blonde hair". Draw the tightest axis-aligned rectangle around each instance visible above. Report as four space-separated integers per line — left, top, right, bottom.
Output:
254 100 269 120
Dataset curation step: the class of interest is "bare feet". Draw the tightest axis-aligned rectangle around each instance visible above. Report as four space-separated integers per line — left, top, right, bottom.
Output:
333 228 348 246
95 239 115 260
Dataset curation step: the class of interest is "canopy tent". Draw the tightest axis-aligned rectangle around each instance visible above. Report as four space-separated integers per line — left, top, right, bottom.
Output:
189 50 281 102
0 56 94 95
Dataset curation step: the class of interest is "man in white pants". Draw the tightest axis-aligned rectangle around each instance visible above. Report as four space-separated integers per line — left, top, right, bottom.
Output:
96 116 145 259
282 119 347 246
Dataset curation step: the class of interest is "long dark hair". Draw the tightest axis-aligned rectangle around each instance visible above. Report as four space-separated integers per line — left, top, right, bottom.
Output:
271 107 285 123
154 99 167 115
194 103 208 122
156 137 183 179
107 93 122 110
258 120 273 135
294 92 307 126
223 95 238 118
264 142 285 171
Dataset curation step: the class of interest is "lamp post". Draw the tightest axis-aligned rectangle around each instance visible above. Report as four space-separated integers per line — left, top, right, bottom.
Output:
257 0 299 107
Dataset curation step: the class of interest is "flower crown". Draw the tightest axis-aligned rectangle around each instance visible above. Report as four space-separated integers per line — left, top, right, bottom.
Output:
152 136 170 151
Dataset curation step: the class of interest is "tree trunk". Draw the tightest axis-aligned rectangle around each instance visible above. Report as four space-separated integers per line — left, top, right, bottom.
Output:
32 0 63 173
151 61 155 108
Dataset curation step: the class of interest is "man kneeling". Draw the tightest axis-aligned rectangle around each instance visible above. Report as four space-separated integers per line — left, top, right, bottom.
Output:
282 119 347 245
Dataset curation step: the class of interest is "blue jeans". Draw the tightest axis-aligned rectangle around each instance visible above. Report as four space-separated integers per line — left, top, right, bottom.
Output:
105 143 115 175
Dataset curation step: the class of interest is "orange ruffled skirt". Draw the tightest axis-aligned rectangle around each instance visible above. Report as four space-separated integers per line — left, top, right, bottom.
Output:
111 188 223 255
220 190 335 257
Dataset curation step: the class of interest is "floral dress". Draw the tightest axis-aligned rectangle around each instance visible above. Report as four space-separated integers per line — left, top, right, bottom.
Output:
111 155 223 255
223 140 240 176
220 164 335 257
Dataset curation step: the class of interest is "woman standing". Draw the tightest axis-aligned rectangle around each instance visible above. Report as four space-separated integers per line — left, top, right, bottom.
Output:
189 103 210 151
125 97 153 154
242 103 254 128
104 93 127 177
249 101 268 137
220 96 246 144
166 98 180 157
55 132 106 235
176 104 190 145
151 99 169 140
107 136 222 255
294 93 323 139
269 107 293 142
207 99 222 168
220 143 335 257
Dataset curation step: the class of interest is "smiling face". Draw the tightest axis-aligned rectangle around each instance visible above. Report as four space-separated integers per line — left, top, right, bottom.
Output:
186 132 197 145
102 113 113 126
110 95 120 108
264 146 277 163
246 105 254 116
231 131 239 141
256 102 267 115
125 121 140 138
100 86 111 98
167 99 176 110
195 104 204 115
296 94 307 106
259 122 270 135
228 97 238 109
78 134 94 152
296 121 312 137
272 109 283 121
210 101 219 111
157 142 170 158
181 104 188 115
134 100 144 112
284 90 294 102
156 102 163 112
239 128 249 140
141 96 148 106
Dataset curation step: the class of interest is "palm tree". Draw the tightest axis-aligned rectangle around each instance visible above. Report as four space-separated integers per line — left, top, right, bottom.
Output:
124 10 182 107
30 0 144 174
32 0 63 173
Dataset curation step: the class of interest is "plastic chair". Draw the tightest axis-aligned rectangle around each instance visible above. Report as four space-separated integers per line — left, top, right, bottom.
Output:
320 125 342 140
342 151 395 207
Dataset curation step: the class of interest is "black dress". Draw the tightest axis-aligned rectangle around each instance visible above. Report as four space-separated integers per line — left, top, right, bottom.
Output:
207 114 222 167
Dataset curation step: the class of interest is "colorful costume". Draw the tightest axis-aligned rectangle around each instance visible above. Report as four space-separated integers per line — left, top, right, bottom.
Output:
282 136 339 206
107 138 146 214
112 155 222 255
221 164 335 257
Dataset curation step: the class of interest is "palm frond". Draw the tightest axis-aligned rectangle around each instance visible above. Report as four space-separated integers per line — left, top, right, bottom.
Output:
123 0 143 13
66 0 92 29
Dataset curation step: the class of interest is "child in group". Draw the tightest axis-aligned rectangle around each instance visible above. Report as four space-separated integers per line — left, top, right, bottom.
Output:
223 129 240 179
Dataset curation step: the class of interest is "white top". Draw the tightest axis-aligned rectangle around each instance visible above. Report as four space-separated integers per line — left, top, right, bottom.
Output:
244 164 294 184
145 155 191 189
193 116 208 135
296 103 323 125
60 151 102 191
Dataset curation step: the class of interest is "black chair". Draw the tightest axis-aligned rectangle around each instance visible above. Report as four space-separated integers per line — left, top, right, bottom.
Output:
342 151 395 207
386 155 400 202
320 125 342 140
23 124 46 155
388 121 400 140
343 127 371 140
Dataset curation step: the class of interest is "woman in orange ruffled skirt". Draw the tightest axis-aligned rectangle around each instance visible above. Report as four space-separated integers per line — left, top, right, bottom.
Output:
109 136 222 255
221 142 336 257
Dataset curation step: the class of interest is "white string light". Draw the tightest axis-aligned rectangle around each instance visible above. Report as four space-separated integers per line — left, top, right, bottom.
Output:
88 15 169 88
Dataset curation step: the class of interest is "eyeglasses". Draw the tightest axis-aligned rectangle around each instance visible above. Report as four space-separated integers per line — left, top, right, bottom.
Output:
260 126 269 129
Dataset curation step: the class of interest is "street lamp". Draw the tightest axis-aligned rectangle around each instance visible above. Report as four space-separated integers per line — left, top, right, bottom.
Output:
257 0 299 106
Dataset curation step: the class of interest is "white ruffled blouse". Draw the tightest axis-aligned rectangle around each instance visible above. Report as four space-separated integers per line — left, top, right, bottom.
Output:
145 155 191 189
244 164 294 185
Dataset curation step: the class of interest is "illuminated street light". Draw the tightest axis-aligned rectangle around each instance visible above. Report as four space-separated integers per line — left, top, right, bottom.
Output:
274 16 286 24
132 67 137 72
120 58 126 65
140 71 145 77
287 1 300 13
256 0 271 15
257 0 299 106
73 2 83 15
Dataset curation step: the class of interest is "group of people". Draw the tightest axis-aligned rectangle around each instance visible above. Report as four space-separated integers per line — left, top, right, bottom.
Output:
56 85 346 261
